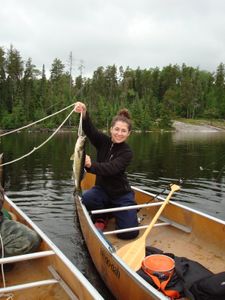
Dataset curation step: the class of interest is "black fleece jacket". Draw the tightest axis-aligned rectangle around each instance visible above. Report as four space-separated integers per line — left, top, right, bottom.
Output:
83 112 133 199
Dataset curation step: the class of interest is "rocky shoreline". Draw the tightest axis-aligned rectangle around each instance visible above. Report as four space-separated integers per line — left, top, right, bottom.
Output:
172 121 224 132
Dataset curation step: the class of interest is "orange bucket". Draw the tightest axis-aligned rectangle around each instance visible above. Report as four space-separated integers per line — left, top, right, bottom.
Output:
142 254 175 280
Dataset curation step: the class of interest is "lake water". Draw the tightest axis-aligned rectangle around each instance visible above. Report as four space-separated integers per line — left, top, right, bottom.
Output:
1 130 225 298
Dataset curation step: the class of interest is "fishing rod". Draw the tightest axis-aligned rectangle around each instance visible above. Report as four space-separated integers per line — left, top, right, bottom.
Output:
176 152 225 187
143 150 225 206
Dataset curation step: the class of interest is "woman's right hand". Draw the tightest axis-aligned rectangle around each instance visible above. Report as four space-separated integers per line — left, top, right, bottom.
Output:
74 102 87 117
85 155 92 168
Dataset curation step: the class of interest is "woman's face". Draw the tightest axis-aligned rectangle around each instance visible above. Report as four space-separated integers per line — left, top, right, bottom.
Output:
110 121 130 143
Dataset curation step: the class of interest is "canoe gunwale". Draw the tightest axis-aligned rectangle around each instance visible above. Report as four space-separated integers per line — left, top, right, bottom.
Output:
132 186 225 226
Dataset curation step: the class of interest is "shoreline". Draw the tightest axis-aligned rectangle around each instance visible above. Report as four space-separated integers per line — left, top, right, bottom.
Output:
1 121 225 134
172 121 225 132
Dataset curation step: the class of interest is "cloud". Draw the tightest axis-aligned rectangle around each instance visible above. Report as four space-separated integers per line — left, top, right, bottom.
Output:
1 0 225 77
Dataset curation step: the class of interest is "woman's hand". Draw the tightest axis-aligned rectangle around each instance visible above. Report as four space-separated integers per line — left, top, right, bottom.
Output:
74 102 87 118
85 155 92 168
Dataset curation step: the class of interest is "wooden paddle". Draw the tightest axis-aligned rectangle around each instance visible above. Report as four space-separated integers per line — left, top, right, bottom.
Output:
122 183 180 271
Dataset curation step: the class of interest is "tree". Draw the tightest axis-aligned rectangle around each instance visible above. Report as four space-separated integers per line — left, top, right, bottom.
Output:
49 58 65 112
104 65 118 101
1 44 225 130
22 58 41 120
0 47 6 83
50 58 65 81
159 64 180 100
5 45 24 113
178 64 203 118
0 47 6 115
214 63 225 117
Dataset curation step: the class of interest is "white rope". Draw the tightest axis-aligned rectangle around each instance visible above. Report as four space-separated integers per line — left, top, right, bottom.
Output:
0 233 6 288
0 102 76 138
0 109 74 167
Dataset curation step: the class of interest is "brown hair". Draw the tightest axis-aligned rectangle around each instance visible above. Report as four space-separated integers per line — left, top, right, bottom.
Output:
111 108 132 131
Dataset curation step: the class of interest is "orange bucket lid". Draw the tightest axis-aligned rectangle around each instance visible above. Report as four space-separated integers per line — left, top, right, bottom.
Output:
142 254 175 273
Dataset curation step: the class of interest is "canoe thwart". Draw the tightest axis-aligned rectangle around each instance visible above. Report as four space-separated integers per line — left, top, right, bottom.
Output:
91 201 164 215
104 212 191 236
104 222 171 235
0 250 55 265
0 279 58 293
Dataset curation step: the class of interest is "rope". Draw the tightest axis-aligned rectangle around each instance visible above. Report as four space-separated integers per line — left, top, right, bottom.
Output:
0 109 74 167
0 233 6 288
0 102 76 138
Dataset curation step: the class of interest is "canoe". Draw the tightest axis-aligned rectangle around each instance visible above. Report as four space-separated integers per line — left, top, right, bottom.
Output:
0 157 103 300
76 172 225 300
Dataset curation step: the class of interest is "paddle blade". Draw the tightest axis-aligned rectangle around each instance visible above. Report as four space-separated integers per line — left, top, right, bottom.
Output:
121 237 146 271
122 184 180 271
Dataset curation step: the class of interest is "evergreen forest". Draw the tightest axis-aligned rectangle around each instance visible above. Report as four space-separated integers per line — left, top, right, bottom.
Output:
1 45 225 131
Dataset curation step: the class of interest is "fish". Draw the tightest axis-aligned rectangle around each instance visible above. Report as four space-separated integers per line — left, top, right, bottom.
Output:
71 113 86 194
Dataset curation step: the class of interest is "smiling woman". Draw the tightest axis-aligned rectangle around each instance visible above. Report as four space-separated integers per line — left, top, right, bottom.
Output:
74 102 139 240
110 109 131 144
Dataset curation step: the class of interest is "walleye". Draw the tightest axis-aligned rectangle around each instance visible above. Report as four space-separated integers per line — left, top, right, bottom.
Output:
71 113 86 194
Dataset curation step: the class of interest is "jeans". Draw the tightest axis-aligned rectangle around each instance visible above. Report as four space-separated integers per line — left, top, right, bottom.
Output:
82 185 139 239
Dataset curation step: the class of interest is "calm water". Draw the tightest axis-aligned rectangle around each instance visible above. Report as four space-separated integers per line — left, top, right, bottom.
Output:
1 130 225 298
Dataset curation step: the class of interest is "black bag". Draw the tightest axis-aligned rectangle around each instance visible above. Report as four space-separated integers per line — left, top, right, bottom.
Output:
190 272 225 300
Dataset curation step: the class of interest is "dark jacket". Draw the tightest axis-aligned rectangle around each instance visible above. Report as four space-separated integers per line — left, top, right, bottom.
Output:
83 113 133 198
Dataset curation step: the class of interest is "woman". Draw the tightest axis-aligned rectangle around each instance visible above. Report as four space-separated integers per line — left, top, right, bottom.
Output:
74 102 139 240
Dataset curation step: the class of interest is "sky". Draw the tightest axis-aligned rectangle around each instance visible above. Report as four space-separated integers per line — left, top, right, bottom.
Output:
1 0 225 78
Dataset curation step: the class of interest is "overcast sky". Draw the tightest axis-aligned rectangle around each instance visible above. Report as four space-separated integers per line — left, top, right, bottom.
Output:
1 0 225 78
